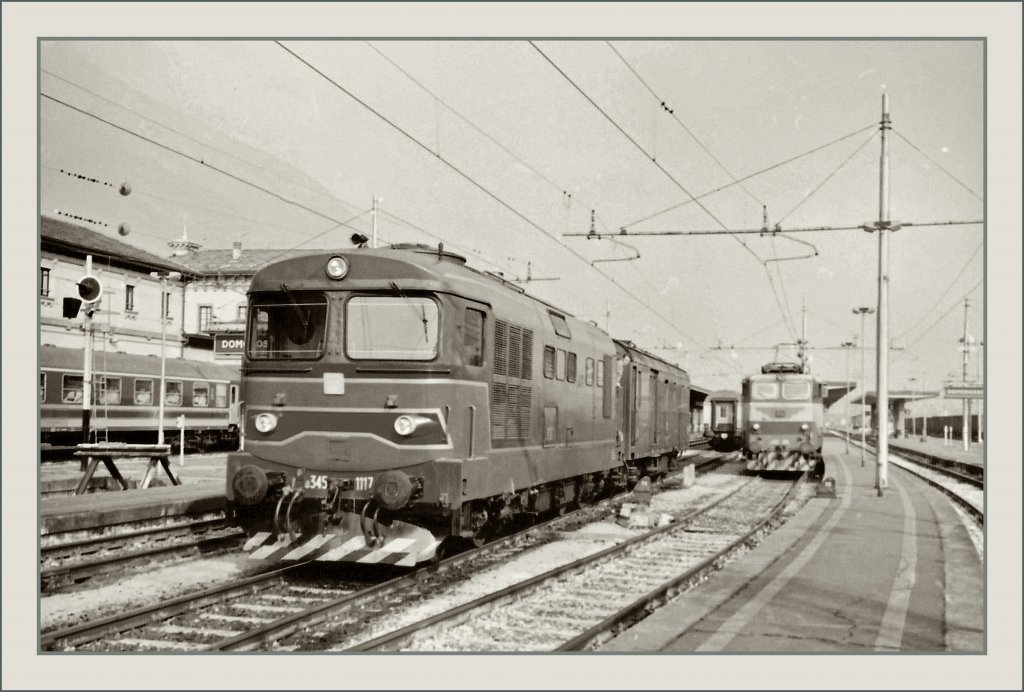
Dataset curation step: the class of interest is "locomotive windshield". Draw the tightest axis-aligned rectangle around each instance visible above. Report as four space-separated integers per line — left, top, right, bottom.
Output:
751 382 779 400
782 381 812 400
247 291 328 360
346 295 439 361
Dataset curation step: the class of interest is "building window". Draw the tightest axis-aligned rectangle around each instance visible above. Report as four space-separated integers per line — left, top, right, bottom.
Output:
125 285 135 311
162 292 172 319
134 379 154 405
40 373 47 403
193 382 209 407
236 304 247 321
62 375 84 403
40 267 51 297
198 305 213 333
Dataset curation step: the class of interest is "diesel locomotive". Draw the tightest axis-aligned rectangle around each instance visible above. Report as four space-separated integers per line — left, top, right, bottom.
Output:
741 360 826 476
225 244 690 566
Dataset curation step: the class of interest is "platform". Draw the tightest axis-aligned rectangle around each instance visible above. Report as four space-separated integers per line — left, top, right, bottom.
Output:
887 434 984 468
602 437 983 652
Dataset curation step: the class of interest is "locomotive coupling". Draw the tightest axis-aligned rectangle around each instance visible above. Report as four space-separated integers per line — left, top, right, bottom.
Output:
233 465 270 505
372 470 415 510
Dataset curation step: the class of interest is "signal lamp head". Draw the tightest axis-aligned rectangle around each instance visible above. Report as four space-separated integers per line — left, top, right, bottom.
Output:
77 275 103 304
326 256 349 280
254 412 278 433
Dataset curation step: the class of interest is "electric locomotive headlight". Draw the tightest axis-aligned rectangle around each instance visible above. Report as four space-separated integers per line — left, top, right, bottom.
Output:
254 412 278 433
325 256 349 280
801 424 810 431
752 423 760 431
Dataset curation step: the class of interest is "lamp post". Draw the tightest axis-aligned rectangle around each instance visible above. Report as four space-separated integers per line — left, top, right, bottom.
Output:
841 341 855 455
853 306 875 467
150 271 182 445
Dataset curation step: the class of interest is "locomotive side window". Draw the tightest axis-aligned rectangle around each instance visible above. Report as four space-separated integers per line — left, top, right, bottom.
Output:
555 349 566 380
782 381 812 400
62 375 84 403
40 373 46 402
100 376 122 405
751 382 779 400
346 295 439 361
585 357 594 386
566 352 577 383
214 383 228 408
464 308 485 367
134 379 153 405
543 346 555 379
165 381 183 406
549 312 571 339
596 359 604 387
193 382 210 407
248 292 329 360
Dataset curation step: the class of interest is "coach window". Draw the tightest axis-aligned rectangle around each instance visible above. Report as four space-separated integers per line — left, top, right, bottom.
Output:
165 381 183 406
464 308 485 367
193 382 210 407
101 377 121 405
549 312 571 339
543 346 556 378
40 373 47 402
555 349 566 381
62 375 83 403
134 379 153 405
566 352 577 383
214 383 228 408
585 357 595 386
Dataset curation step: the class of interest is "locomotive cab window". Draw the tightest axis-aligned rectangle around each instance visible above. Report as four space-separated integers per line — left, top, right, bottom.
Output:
751 382 779 400
193 382 210 407
62 375 83 403
247 291 328 360
782 381 812 400
346 295 439 361
549 312 571 339
464 308 485 367
134 379 153 405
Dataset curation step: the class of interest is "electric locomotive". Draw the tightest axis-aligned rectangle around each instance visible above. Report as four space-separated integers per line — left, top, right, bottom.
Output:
741 361 826 475
226 244 690 566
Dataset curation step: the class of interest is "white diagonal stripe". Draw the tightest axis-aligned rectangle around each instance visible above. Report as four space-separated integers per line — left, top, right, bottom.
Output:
356 537 416 564
316 536 366 561
282 534 334 561
243 531 272 551
249 536 292 560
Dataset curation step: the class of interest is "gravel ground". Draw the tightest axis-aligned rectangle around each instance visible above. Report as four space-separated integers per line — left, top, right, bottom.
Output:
41 554 254 632
323 467 752 651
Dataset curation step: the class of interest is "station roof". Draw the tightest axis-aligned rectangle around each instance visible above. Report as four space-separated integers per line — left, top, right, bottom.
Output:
847 391 941 406
41 216 185 274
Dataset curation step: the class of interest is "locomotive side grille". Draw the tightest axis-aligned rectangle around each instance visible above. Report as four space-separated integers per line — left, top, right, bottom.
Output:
491 320 534 440
494 320 509 376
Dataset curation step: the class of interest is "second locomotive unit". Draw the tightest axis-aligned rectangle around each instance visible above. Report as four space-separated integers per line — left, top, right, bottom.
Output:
741 360 826 476
226 244 690 566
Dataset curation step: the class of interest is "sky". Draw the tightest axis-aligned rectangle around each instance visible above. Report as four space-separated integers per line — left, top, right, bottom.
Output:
39 39 985 393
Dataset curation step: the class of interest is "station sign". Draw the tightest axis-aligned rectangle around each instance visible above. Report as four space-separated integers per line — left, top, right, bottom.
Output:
943 384 983 400
214 333 245 357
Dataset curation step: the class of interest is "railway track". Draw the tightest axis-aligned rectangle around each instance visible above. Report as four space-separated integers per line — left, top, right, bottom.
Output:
41 518 244 593
347 474 803 652
41 453 732 651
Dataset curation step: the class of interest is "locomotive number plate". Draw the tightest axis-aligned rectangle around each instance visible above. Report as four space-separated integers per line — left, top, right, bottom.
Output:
304 474 329 491
354 476 373 491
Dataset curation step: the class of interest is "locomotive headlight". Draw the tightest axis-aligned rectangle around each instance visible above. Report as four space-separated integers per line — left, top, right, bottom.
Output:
325 256 349 280
254 412 279 433
394 414 433 437
752 423 760 431
801 424 810 431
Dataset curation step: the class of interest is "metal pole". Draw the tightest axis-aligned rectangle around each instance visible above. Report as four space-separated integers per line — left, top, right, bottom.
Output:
961 298 971 451
371 196 379 249
854 307 873 467
158 277 167 446
875 93 891 496
81 257 94 444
